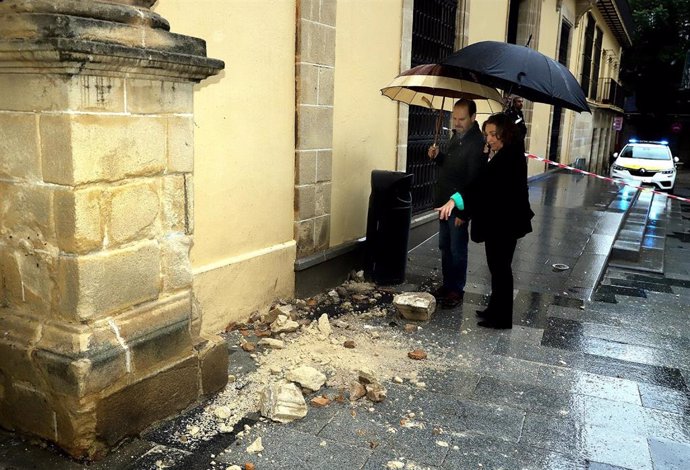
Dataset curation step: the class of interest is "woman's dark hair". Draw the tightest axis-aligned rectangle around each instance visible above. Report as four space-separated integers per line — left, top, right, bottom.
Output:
482 112 518 146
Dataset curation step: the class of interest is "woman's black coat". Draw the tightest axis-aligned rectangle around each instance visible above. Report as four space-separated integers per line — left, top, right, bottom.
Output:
463 141 534 243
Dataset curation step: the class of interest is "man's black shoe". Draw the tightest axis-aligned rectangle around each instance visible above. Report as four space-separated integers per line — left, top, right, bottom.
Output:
430 286 450 300
477 319 512 329
440 291 464 309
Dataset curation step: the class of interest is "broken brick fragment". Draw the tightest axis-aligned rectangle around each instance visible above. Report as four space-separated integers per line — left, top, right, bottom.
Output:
407 349 427 360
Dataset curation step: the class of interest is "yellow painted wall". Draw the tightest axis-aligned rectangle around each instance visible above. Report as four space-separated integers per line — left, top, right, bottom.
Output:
153 1 296 334
467 0 509 43
330 0 404 246
529 1 562 166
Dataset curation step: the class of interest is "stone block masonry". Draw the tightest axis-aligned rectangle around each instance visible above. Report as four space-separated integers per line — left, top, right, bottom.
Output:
0 0 226 460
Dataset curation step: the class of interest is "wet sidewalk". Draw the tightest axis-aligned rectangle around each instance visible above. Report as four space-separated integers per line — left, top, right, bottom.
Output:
2 170 690 470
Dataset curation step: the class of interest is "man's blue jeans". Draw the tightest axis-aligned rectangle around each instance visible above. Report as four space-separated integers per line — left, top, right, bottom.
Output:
438 215 469 293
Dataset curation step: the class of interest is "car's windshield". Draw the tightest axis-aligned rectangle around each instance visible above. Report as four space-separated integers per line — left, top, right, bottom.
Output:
620 145 671 160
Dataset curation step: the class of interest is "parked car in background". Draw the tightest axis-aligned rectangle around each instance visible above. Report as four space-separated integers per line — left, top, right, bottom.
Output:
610 140 679 193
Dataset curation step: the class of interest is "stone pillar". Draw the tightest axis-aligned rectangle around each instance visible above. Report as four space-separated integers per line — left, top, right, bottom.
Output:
0 0 226 459
294 0 336 258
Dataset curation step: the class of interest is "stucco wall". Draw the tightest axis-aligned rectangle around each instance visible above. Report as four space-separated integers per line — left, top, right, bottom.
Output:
153 1 297 334
330 0 404 246
467 0 509 43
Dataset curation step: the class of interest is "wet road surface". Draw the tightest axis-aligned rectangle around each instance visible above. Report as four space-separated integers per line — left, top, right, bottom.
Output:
1 169 690 469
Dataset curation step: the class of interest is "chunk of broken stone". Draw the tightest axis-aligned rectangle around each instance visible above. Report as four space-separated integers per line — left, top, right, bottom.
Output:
349 381 367 401
333 319 350 329
357 368 377 385
393 292 436 321
259 381 308 423
270 314 299 334
286 365 327 392
310 396 331 407
246 437 264 454
404 323 418 333
213 406 232 420
343 340 356 349
263 304 294 324
240 341 256 352
258 338 285 349
317 313 332 336
365 383 387 402
408 349 427 360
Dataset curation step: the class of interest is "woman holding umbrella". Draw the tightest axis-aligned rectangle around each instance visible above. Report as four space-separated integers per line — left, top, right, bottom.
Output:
437 113 534 329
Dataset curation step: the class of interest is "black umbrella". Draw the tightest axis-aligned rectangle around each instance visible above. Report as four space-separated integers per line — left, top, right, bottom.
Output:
440 41 590 113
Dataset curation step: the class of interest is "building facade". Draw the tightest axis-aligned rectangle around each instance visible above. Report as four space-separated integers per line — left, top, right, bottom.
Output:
0 0 631 458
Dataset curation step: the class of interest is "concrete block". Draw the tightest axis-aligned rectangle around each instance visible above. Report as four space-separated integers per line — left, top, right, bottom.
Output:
167 116 194 173
40 114 166 185
125 79 193 114
107 181 160 246
393 292 436 321
56 241 161 321
0 114 41 182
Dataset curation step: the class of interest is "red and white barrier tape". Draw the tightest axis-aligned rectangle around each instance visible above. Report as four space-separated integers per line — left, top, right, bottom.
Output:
526 154 690 203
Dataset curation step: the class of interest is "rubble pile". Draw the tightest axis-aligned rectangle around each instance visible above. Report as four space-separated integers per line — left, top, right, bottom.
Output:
162 272 451 464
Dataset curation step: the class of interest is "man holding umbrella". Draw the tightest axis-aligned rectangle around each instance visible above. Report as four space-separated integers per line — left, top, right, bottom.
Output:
427 99 486 308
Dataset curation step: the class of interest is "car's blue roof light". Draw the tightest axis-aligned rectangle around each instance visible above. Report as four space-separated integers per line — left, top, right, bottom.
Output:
629 138 639 143
659 140 669 145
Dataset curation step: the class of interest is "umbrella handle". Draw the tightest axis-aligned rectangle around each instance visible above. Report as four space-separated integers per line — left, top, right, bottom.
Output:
434 109 443 146
433 96 446 146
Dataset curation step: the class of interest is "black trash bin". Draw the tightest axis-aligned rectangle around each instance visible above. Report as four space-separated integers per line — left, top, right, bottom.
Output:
364 170 414 285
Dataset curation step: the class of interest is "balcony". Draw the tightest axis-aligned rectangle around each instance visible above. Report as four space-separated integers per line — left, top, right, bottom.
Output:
598 78 625 109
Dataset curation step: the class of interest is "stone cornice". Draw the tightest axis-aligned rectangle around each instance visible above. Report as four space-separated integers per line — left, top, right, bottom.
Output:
0 1 224 81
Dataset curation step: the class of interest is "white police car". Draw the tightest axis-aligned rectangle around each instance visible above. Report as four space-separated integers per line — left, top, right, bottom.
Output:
610 140 679 192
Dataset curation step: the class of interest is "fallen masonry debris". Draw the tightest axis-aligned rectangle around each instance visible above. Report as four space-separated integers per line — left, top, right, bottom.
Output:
285 365 327 392
258 381 308 423
407 349 428 360
393 292 436 321
310 396 331 407
143 277 452 456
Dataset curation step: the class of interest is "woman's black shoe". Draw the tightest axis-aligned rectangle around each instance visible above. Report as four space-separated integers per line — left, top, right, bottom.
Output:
477 319 512 329
475 308 491 318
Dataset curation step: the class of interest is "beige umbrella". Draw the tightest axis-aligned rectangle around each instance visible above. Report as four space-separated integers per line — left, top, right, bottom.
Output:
381 63 504 144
